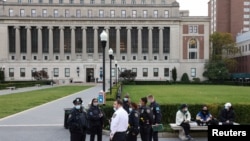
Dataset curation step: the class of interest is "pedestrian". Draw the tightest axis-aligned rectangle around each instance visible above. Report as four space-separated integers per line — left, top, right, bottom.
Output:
110 99 129 141
219 102 235 125
175 104 193 141
87 98 105 141
126 102 140 141
123 93 130 114
67 97 88 141
147 95 162 141
139 97 153 141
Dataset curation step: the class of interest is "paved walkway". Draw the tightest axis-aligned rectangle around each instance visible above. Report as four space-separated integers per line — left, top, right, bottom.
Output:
0 84 207 141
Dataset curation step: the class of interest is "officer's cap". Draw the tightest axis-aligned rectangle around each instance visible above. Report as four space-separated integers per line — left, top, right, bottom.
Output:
73 97 83 105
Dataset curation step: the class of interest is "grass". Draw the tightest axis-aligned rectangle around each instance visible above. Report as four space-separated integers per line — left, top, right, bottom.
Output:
122 84 250 105
0 85 92 118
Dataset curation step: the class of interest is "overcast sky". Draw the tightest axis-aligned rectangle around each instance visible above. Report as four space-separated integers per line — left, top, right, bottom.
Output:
177 0 210 16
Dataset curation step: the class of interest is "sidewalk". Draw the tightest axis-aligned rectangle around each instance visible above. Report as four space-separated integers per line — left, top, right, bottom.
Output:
0 84 208 141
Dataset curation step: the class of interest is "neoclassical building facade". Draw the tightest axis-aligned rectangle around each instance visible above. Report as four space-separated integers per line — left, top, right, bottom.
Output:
0 0 210 84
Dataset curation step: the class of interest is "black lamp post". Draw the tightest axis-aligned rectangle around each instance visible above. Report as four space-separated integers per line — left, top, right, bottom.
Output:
115 61 118 86
109 48 113 95
100 30 108 92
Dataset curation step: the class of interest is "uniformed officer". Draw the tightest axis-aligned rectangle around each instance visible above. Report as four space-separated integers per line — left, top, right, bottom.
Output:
139 97 153 141
123 94 130 114
110 99 129 141
87 98 105 141
67 97 88 141
126 102 140 141
148 95 162 141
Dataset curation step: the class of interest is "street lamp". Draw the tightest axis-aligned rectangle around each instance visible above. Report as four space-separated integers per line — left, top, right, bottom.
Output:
115 60 118 86
109 48 113 95
100 30 108 92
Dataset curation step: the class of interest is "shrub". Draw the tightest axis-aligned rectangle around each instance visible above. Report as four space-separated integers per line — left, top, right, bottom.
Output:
181 73 190 83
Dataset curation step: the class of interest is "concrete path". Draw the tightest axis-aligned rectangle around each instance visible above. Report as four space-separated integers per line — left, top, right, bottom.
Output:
0 84 208 141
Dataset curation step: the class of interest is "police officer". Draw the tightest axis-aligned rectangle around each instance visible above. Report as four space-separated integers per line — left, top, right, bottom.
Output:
148 95 162 141
110 99 128 141
123 94 130 114
67 97 88 141
126 102 140 141
87 98 105 141
139 97 153 141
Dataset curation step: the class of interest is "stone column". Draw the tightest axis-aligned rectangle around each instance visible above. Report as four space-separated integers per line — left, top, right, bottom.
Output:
138 27 142 61
116 26 120 61
26 26 31 60
93 26 98 61
148 27 153 61
127 26 131 61
159 27 163 61
37 26 42 60
15 26 20 60
48 26 53 61
60 26 64 60
82 26 87 61
71 26 76 60
105 27 110 61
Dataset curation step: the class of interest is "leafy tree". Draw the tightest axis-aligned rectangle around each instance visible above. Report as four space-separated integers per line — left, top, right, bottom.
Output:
33 70 49 80
172 67 177 82
181 73 190 83
203 60 230 81
119 70 136 83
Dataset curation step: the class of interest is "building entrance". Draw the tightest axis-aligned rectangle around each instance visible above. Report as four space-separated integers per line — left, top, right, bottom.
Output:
86 68 94 82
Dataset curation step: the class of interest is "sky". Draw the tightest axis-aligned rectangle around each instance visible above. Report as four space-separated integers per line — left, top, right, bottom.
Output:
177 0 210 16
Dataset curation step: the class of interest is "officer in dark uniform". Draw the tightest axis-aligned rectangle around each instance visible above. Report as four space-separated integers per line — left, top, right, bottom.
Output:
123 94 130 114
87 98 105 141
148 95 162 141
67 97 88 141
139 97 153 141
126 102 140 141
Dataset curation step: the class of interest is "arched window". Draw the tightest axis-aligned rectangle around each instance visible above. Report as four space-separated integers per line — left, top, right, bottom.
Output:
188 38 198 59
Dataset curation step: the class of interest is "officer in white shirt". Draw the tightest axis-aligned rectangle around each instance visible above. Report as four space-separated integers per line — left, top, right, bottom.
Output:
110 99 129 141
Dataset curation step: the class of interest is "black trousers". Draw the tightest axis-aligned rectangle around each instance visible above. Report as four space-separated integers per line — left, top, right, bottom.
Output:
70 132 86 141
126 131 138 141
112 132 126 141
180 122 190 136
150 128 158 141
140 125 151 141
90 125 102 141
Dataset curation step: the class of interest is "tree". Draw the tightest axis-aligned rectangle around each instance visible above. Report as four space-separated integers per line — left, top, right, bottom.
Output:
181 73 190 83
33 70 49 80
172 67 177 82
203 60 230 81
119 70 136 83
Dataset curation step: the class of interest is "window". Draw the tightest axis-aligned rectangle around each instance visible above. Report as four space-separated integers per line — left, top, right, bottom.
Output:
76 9 81 17
164 10 169 18
53 68 59 77
153 68 158 77
39 0 43 3
121 10 126 18
121 0 125 4
154 56 157 60
22 56 26 60
164 56 168 60
80 0 84 4
132 10 137 18
18 0 22 3
20 9 25 17
111 0 115 4
44 56 48 60
132 0 136 4
33 56 37 60
143 10 147 18
143 56 147 60
101 0 105 4
164 68 169 77
9 68 14 77
189 25 198 33
49 0 53 4
54 9 59 17
90 0 94 4
133 56 136 60
65 68 70 77
189 38 198 59
20 68 25 77
59 0 63 4
55 55 59 60
99 10 104 17
122 56 126 60
42 9 47 17
191 68 196 77
141 0 145 4
28 0 33 3
88 10 92 17
66 56 70 60
65 9 70 17
31 9 36 17
153 10 158 18
70 0 74 4
151 0 155 4
132 68 137 76
9 9 14 17
11 56 15 60
161 0 165 4
110 10 115 18
143 68 148 77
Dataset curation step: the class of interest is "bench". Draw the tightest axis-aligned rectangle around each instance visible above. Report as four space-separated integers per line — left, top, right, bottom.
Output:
170 122 207 140
6 86 16 90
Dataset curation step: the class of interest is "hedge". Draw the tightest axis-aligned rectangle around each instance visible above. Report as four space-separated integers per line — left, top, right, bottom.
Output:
0 80 52 90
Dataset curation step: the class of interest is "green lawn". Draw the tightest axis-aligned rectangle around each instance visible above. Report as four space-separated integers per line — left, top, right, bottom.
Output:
122 85 250 105
0 85 92 118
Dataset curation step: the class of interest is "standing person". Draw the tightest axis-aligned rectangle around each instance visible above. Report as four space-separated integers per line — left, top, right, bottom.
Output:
87 98 105 141
67 97 88 141
139 97 153 141
219 102 235 125
123 94 130 113
110 99 129 141
147 95 162 141
126 102 140 141
175 104 193 141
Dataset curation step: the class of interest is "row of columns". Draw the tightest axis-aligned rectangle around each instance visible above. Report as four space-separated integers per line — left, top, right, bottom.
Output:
13 26 165 61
